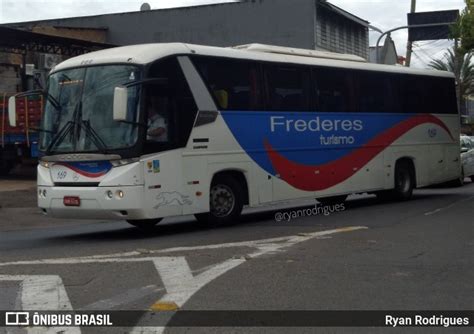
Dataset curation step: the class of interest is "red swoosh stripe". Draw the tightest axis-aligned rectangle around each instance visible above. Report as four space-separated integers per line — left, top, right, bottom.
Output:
264 114 453 191
54 163 109 179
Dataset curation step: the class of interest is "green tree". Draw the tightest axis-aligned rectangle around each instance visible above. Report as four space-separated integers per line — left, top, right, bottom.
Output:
451 0 474 54
428 48 473 115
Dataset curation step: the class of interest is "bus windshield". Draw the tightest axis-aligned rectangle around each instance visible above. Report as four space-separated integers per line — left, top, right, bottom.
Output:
40 65 141 154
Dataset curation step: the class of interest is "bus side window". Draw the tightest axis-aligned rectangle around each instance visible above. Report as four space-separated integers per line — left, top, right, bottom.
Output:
314 68 356 113
355 71 399 113
263 65 311 112
145 57 198 152
428 77 457 115
192 57 262 111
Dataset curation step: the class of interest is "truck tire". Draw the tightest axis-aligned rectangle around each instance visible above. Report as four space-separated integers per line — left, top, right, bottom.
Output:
0 161 12 176
195 175 244 226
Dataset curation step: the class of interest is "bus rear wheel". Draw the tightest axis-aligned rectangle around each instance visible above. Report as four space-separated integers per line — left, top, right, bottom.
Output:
391 161 415 201
127 218 162 230
195 175 244 226
452 169 465 187
380 160 415 201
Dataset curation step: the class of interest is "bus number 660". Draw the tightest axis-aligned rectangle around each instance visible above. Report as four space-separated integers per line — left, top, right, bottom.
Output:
57 170 67 180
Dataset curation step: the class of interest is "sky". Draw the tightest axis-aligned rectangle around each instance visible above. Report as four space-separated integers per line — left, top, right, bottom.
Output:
0 0 466 68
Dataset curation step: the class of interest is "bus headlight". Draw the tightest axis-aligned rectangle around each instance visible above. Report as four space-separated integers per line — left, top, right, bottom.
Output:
116 190 124 199
39 160 50 168
111 158 139 167
106 190 113 199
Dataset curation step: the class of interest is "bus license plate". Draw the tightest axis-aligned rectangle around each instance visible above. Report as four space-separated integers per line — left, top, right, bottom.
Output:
63 196 81 207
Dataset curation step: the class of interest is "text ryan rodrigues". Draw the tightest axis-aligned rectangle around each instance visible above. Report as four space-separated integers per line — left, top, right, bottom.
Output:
385 315 469 328
270 116 363 146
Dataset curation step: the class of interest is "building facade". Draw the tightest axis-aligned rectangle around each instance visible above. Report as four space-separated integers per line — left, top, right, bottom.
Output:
5 0 369 59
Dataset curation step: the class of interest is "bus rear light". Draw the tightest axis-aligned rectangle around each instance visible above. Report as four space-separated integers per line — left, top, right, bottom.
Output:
196 191 202 196
188 181 200 185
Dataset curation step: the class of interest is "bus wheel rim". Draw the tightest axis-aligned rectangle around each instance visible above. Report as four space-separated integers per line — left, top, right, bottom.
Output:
210 184 235 218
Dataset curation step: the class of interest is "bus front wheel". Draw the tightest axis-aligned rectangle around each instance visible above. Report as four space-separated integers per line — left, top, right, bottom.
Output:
127 218 162 230
195 175 244 226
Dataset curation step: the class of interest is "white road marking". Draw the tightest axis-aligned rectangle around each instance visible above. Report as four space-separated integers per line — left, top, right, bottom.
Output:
20 275 73 311
0 226 368 334
153 256 246 308
131 226 367 333
424 208 442 216
0 275 79 334
424 195 474 216
81 285 164 310
0 226 368 267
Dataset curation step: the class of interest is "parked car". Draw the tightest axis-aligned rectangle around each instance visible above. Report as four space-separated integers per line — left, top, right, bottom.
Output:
460 135 474 183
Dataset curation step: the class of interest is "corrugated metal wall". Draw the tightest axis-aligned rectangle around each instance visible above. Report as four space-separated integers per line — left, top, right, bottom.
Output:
315 3 368 59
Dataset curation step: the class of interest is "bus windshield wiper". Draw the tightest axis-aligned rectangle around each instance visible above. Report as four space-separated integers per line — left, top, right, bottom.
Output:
80 120 108 154
45 101 82 154
45 102 109 154
46 93 61 111
44 121 74 154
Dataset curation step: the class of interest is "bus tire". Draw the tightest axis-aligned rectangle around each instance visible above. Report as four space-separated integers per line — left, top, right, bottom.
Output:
317 195 347 206
392 160 415 200
127 218 162 230
195 175 244 226
455 169 465 187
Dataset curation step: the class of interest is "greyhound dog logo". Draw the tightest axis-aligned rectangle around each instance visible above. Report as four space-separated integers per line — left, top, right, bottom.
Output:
154 192 192 209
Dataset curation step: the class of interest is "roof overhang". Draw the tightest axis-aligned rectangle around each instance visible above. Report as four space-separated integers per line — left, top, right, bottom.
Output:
0 26 115 56
319 1 369 27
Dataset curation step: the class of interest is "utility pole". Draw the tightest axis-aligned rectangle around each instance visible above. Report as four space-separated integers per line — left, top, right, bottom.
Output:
454 37 462 116
405 0 417 67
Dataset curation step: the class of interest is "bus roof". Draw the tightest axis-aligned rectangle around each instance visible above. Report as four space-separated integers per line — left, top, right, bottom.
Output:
52 42 454 78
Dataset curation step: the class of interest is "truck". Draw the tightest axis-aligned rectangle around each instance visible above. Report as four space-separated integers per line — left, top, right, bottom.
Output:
0 93 42 175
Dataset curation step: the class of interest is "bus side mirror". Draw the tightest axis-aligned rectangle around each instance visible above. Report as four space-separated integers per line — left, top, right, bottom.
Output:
8 96 16 127
461 147 469 153
113 86 128 121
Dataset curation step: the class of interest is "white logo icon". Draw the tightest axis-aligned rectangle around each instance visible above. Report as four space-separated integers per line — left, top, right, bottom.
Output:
5 312 29 326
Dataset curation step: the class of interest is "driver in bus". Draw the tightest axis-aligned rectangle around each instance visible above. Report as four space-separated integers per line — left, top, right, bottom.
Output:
147 95 169 142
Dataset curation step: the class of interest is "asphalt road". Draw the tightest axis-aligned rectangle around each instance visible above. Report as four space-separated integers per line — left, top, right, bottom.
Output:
0 175 473 334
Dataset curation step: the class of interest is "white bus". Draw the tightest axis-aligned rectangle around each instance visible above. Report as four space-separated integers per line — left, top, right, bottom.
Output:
9 43 460 228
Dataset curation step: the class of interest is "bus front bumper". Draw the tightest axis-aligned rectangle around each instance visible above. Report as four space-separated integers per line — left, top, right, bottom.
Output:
37 185 148 220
